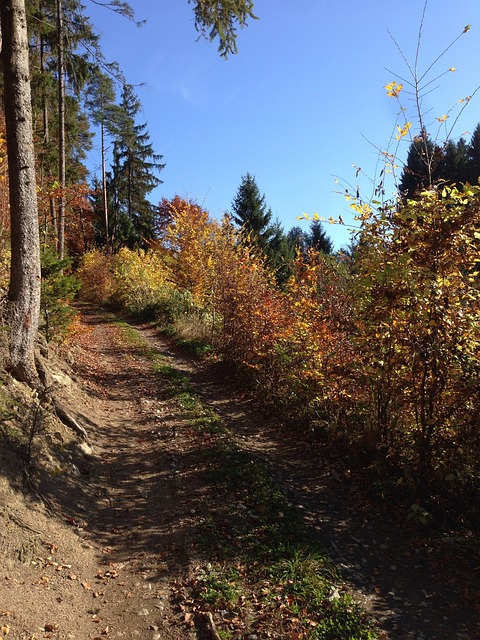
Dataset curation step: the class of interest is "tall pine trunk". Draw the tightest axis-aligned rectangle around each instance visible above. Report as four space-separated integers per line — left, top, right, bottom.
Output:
101 119 109 247
56 0 66 260
1 0 41 383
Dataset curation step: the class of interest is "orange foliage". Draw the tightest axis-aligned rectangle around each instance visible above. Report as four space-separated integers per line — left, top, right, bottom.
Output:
37 180 96 256
213 238 286 368
277 249 357 419
164 197 219 306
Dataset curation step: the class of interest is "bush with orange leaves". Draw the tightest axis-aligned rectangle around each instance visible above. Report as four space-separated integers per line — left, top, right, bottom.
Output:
163 198 288 376
77 250 116 304
162 196 219 308
272 249 357 422
213 238 286 371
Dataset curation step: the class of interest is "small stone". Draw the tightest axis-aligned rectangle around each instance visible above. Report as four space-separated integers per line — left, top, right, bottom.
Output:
138 608 149 616
78 442 95 458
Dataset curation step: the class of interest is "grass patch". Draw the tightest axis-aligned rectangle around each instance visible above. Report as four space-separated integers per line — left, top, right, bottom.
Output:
188 449 378 638
151 362 224 435
175 336 215 358
115 321 224 437
113 320 148 349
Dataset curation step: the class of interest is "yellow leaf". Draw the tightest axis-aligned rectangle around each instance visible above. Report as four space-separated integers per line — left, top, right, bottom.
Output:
463 24 471 33
385 81 403 97
449 67 456 72
436 114 448 122
395 121 412 140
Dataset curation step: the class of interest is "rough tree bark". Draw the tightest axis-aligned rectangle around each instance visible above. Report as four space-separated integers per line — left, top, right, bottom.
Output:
56 0 66 261
1 0 41 384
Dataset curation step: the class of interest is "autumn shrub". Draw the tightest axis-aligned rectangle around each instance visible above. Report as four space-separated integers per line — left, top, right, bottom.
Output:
352 186 480 479
277 249 358 426
212 238 287 380
164 196 219 308
110 247 187 320
37 181 96 259
77 249 115 303
160 197 289 383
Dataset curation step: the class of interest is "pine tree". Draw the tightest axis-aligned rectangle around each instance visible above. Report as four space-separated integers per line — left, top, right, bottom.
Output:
268 220 295 285
398 132 442 199
287 226 309 256
1 0 42 382
231 173 297 283
438 138 469 185
308 219 333 254
467 124 480 185
109 84 164 248
85 68 121 247
190 0 257 57
28 0 100 258
231 173 277 252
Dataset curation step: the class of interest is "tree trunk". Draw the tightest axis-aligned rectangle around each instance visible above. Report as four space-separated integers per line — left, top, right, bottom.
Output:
1 0 42 383
56 0 66 261
101 119 109 247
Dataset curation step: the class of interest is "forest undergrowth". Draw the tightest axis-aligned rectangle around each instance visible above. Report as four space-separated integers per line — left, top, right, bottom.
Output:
76 184 480 536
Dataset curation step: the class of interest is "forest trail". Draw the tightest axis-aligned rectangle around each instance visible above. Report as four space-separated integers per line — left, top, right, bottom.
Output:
1 304 478 639
135 319 480 640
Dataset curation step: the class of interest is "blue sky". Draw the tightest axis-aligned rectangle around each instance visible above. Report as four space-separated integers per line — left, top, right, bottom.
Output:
85 0 480 249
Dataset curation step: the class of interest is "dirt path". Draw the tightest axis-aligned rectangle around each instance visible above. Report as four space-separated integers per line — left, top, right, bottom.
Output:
3 305 478 639
31 308 201 639
134 320 480 640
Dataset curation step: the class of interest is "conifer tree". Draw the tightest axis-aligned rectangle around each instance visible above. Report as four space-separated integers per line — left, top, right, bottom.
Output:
109 84 164 248
308 219 333 254
28 0 100 258
398 132 442 199
231 173 296 283
1 0 41 382
467 124 480 185
85 68 121 247
231 173 276 253
440 138 469 184
287 226 309 256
